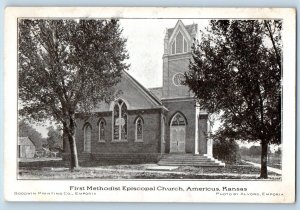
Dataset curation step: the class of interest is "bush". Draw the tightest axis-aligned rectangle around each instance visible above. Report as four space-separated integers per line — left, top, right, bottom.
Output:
213 139 241 164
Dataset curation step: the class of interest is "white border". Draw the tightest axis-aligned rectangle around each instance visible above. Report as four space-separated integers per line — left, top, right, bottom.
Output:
4 7 296 203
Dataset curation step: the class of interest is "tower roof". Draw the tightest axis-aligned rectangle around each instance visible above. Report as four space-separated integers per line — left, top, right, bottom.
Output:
167 20 197 39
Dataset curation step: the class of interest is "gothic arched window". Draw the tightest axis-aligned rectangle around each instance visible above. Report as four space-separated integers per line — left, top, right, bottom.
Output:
83 123 92 152
171 113 186 126
162 116 166 144
135 117 143 142
113 99 128 141
171 31 188 55
176 31 183 53
98 119 105 142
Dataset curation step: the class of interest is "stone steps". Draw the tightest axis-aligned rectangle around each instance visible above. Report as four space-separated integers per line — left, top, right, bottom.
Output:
158 158 217 161
158 161 218 164
158 154 225 167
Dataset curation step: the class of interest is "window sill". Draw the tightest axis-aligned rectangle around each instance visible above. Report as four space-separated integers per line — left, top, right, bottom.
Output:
98 140 106 143
170 52 189 56
135 140 144 143
111 140 128 143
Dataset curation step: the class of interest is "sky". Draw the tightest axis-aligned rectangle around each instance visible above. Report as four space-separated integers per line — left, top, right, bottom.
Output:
119 19 209 88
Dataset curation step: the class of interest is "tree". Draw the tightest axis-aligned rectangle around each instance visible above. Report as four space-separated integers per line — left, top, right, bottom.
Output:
18 19 129 170
185 20 281 178
46 126 63 150
18 120 46 150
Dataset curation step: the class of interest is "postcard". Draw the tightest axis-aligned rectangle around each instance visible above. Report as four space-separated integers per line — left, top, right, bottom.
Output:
4 7 296 202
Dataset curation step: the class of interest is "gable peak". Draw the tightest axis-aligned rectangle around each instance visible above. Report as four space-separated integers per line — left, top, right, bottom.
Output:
166 20 198 41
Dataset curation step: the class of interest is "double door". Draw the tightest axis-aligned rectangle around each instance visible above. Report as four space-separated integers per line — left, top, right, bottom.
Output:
170 126 185 153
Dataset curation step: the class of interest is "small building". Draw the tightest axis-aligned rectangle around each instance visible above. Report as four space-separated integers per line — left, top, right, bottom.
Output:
18 137 36 158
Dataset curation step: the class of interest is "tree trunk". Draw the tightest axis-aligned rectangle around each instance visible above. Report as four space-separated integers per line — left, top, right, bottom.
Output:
64 113 79 171
62 130 70 154
68 133 79 171
260 140 268 178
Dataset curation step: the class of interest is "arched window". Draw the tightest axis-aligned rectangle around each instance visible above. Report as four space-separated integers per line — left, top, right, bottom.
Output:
135 117 143 142
171 113 186 126
98 119 105 142
162 116 166 144
171 31 188 55
83 123 92 152
113 99 128 141
176 31 183 53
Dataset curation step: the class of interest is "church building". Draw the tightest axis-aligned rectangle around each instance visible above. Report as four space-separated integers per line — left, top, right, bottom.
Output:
68 20 224 166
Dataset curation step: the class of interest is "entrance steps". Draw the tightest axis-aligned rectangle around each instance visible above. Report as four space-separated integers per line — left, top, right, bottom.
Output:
158 154 225 167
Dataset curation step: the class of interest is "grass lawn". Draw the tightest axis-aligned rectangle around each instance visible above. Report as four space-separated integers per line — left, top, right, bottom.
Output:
242 155 282 169
18 159 281 180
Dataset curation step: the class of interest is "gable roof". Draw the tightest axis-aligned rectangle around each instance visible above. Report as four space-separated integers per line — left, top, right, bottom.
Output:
122 70 162 106
149 87 163 100
18 137 35 146
83 70 168 113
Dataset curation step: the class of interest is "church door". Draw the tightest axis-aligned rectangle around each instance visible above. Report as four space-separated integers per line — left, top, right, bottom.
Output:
170 113 186 153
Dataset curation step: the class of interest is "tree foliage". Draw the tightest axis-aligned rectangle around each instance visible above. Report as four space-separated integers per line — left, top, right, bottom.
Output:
18 19 129 169
185 20 282 178
46 126 63 150
18 120 46 150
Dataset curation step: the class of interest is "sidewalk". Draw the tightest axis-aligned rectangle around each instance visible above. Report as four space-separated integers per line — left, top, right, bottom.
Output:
244 161 282 175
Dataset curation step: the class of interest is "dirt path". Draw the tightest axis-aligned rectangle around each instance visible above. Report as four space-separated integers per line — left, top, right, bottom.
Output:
244 161 282 175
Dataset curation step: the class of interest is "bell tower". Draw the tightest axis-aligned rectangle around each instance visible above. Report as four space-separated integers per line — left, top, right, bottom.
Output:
162 20 198 99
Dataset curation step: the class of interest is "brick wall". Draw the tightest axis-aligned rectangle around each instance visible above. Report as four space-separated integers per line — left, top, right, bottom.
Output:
74 109 162 158
163 55 192 99
92 153 162 163
160 114 167 154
